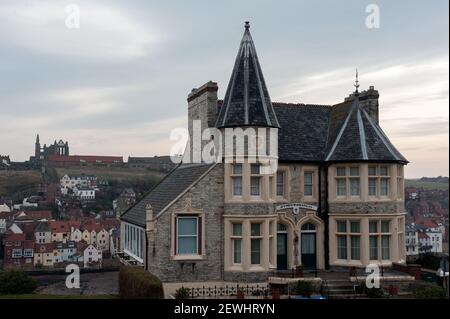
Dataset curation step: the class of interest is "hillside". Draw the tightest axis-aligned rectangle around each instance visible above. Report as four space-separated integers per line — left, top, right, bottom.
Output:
405 177 449 190
51 166 166 194
52 166 165 183
0 170 42 197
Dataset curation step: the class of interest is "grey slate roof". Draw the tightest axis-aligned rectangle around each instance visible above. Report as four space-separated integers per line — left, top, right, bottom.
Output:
216 99 408 163
275 103 331 162
325 97 407 163
35 221 50 232
215 22 280 129
120 163 214 227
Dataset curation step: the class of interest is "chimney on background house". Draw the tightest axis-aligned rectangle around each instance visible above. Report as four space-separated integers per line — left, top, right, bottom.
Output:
345 86 380 124
186 81 218 162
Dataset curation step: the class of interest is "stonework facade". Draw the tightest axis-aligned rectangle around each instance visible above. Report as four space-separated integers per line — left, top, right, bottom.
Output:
120 23 409 285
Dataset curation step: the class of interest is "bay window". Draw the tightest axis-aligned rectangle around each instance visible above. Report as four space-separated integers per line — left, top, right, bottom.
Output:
12 249 22 258
368 165 390 198
369 221 378 260
349 167 360 196
350 221 360 260
369 220 391 261
250 223 262 264
397 165 404 199
250 164 261 197
335 166 360 199
336 220 361 261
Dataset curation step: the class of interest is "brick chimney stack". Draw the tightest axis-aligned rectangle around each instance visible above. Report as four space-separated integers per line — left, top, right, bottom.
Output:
345 86 380 124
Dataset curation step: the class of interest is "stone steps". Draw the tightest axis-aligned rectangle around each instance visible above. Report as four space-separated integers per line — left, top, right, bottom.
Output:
322 279 361 298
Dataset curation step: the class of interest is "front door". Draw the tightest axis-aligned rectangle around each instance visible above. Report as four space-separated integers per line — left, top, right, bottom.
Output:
277 233 288 270
301 233 316 269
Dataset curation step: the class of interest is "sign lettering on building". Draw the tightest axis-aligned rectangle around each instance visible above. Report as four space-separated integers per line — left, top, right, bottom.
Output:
276 203 318 215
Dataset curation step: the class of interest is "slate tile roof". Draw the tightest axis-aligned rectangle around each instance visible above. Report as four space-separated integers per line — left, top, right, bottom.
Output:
215 22 280 129
121 163 215 226
325 98 407 163
275 103 331 162
35 220 51 232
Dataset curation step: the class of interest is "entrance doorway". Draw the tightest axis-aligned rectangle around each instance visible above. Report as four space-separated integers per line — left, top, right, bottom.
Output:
277 223 288 270
300 223 316 269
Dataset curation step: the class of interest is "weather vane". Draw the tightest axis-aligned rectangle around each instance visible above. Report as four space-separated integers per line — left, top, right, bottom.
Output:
354 68 360 94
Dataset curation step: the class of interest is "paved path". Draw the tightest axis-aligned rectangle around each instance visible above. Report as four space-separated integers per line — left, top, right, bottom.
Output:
35 271 118 296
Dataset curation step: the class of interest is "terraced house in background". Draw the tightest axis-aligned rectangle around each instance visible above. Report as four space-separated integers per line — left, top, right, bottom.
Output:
120 22 408 284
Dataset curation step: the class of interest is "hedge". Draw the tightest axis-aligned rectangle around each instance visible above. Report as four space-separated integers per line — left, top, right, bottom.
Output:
118 266 164 299
0 270 38 295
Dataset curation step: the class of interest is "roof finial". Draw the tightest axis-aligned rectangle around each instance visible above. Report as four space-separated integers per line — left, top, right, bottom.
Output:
354 68 360 94
245 21 250 30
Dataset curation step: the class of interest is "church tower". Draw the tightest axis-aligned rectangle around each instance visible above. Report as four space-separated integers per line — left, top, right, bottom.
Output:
35 134 41 158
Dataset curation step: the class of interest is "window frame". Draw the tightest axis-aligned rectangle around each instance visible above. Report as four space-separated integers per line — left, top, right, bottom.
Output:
250 222 262 265
231 164 243 197
303 171 314 197
368 219 392 261
336 219 361 262
250 164 262 198
368 165 391 199
176 216 199 255
231 223 243 265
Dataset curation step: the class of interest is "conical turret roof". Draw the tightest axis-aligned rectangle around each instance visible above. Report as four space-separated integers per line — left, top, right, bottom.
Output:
216 22 280 128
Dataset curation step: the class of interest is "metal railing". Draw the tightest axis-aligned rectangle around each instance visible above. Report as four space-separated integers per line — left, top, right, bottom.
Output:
183 284 270 298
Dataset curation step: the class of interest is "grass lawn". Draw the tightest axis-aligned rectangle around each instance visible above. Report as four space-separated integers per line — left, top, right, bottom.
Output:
0 294 119 299
405 179 449 190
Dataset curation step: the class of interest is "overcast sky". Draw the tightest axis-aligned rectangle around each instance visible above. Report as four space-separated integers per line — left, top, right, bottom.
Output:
0 0 448 178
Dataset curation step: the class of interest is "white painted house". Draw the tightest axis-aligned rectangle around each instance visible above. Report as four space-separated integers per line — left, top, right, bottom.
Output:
70 228 83 242
83 244 102 267
73 186 96 200
405 224 419 257
419 231 443 254
60 174 98 195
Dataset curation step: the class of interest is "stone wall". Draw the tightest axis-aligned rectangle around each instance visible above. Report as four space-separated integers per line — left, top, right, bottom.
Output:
329 201 405 214
148 164 224 282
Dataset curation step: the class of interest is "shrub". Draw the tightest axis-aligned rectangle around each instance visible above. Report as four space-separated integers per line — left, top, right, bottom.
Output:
361 284 385 298
0 270 38 295
174 287 191 299
415 254 441 270
414 285 446 299
296 281 314 297
118 266 164 299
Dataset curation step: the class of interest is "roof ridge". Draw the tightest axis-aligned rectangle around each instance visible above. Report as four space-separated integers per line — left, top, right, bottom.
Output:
119 161 182 218
360 107 402 161
325 100 357 161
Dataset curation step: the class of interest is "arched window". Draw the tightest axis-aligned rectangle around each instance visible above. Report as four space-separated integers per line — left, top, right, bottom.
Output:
277 223 287 232
301 223 316 231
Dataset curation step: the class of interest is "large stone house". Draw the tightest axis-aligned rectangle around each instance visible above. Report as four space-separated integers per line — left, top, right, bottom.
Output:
120 22 408 283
